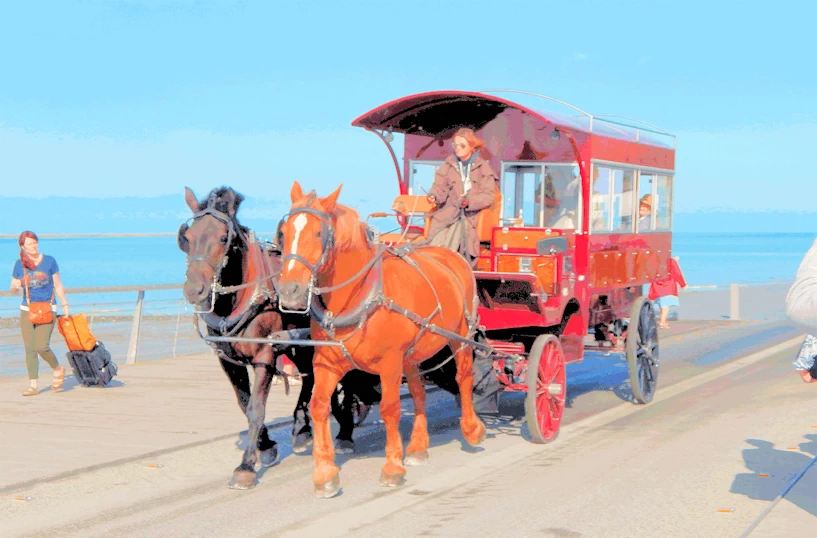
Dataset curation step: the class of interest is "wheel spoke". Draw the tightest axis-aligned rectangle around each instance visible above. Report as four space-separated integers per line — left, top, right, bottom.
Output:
527 336 567 442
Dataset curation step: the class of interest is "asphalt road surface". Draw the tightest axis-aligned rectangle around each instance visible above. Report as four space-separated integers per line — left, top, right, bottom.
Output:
3 319 815 537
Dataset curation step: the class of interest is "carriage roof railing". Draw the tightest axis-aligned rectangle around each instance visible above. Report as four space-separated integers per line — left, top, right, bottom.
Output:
479 89 677 150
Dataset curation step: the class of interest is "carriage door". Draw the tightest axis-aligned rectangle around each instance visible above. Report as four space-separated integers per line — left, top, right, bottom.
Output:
500 163 546 226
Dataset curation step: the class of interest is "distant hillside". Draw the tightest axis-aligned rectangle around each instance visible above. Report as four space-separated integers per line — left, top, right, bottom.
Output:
0 194 387 235
1 196 814 234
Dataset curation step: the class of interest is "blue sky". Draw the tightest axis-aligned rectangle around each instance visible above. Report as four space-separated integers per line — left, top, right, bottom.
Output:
1 0 816 227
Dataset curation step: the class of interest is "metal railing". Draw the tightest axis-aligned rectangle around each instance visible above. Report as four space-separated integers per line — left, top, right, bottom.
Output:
681 279 795 322
0 278 796 376
0 284 212 376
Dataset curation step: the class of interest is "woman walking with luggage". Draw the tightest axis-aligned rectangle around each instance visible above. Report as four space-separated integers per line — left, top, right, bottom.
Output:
9 231 70 396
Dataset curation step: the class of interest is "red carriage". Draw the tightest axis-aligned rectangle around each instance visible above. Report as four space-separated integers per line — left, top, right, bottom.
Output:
351 89 676 443
183 89 676 496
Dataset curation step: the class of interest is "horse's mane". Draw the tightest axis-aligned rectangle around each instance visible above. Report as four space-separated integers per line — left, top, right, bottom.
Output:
199 186 250 239
331 203 370 252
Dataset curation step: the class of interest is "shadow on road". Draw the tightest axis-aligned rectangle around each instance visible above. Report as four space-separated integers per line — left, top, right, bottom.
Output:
730 434 817 517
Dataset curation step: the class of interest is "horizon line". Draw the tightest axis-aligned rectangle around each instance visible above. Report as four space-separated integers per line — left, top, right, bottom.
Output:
2 231 815 239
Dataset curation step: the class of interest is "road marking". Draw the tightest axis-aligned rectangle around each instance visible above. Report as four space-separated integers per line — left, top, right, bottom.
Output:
276 335 806 538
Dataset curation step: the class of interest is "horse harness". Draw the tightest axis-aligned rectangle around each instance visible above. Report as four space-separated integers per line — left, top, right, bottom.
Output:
182 201 283 368
279 202 483 372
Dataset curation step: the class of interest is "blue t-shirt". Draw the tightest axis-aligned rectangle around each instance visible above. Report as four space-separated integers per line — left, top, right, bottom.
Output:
12 255 59 306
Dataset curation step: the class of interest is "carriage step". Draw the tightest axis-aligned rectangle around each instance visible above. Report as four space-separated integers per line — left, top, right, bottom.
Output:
484 340 525 356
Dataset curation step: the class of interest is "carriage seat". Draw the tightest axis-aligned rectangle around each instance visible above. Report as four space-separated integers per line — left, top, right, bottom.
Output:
388 189 500 244
391 194 437 217
476 186 502 244
379 195 438 243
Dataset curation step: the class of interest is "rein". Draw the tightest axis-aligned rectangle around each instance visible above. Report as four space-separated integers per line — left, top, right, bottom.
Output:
279 201 496 378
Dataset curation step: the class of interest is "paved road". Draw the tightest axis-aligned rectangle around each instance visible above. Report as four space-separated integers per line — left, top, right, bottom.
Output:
2 319 814 537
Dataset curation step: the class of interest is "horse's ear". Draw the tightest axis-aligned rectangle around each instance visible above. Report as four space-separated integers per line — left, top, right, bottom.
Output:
184 187 198 212
290 181 305 203
223 188 242 217
322 184 343 213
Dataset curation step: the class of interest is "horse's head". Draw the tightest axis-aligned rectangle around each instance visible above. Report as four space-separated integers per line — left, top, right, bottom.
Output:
276 181 341 312
178 186 244 308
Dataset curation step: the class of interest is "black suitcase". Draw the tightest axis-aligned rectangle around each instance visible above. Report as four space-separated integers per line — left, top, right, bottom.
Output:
66 342 118 387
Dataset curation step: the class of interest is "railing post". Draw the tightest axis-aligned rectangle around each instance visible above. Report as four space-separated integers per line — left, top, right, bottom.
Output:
127 290 145 364
730 283 740 321
172 299 182 358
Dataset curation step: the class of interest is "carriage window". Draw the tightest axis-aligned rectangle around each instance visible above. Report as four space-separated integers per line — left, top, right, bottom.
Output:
408 160 443 195
613 169 636 232
502 164 542 226
501 162 582 229
591 166 611 232
655 175 673 231
545 164 580 230
637 172 655 232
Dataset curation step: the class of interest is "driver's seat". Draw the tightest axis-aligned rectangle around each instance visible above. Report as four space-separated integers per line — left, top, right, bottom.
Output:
476 185 502 244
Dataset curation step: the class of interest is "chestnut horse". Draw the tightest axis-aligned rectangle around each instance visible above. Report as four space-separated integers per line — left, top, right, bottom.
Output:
178 186 316 489
277 181 486 498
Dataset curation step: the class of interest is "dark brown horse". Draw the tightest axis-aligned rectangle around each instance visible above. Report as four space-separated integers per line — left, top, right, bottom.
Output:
178 186 316 489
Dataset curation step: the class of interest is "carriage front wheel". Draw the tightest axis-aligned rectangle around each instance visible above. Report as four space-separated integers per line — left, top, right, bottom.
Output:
525 334 567 444
626 297 660 404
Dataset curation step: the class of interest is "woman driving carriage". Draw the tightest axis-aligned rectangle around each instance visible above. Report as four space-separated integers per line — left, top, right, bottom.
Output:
426 127 498 267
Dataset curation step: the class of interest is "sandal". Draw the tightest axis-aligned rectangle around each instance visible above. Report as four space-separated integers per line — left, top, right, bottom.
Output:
51 367 66 390
22 386 39 397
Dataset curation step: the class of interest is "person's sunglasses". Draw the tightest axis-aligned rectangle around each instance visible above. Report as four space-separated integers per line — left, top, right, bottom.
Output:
451 142 468 149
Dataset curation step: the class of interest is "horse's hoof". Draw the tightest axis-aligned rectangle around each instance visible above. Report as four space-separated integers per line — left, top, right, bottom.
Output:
292 433 313 454
464 420 487 447
313 475 341 499
379 472 406 488
259 445 279 468
227 470 257 490
335 439 355 455
404 451 429 467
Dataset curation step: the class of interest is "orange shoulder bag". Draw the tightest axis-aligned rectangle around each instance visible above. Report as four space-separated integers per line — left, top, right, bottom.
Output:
23 270 55 325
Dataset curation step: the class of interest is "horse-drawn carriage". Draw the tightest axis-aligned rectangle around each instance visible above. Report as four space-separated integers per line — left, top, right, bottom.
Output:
178 89 675 496
351 90 675 441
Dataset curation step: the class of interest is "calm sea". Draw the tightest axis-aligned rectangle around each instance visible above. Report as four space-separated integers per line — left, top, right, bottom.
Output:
1 233 814 317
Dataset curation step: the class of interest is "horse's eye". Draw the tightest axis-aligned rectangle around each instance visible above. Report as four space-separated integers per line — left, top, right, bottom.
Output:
220 235 229 244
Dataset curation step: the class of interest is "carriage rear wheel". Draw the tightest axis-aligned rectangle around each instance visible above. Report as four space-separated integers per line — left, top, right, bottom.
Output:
626 297 660 404
525 334 567 444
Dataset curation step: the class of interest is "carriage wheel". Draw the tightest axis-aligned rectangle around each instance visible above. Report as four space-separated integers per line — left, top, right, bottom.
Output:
525 334 567 444
626 297 660 404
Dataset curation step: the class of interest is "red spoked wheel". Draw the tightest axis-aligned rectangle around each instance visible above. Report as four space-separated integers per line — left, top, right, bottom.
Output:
525 334 567 444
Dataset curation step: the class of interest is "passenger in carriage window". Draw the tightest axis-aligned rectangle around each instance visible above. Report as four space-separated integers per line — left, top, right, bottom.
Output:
549 173 580 229
637 194 652 232
426 127 498 267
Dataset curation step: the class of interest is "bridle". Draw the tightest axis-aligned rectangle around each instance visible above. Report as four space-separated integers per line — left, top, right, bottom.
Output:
275 201 335 314
178 202 240 315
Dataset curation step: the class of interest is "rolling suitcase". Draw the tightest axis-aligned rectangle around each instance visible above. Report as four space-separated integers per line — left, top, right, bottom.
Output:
66 342 118 387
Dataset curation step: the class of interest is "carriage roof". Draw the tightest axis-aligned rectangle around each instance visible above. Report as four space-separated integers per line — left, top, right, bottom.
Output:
351 90 676 152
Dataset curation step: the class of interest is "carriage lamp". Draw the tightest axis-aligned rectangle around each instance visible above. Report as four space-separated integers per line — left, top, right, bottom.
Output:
551 128 561 141
519 257 533 273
